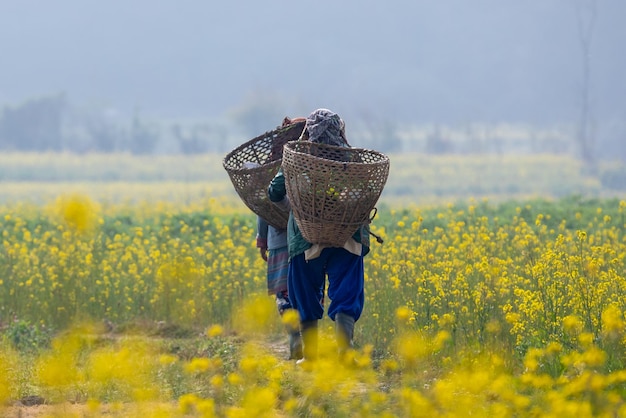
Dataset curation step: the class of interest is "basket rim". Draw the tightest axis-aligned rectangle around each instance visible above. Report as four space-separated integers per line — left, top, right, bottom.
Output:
283 140 390 166
224 158 282 176
222 121 305 170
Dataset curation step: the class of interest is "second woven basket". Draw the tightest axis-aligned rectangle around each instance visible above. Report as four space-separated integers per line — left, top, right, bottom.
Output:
282 140 390 247
223 121 305 229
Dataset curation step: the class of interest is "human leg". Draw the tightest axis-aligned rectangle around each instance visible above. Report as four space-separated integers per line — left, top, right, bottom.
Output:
288 253 326 362
335 312 355 355
268 247 301 359
267 247 289 298
324 248 365 356
275 290 302 360
325 248 365 322
299 319 318 363
287 253 326 322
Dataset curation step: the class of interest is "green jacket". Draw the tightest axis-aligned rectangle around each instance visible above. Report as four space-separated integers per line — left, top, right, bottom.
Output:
268 169 370 260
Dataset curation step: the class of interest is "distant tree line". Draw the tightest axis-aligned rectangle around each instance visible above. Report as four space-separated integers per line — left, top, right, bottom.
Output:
0 94 624 165
0 94 232 155
0 95 65 152
0 94 404 155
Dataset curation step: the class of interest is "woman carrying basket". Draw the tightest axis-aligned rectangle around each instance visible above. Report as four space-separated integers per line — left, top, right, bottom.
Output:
256 116 306 360
268 109 370 365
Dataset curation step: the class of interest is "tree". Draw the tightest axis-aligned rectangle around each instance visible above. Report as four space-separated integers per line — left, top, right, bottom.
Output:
425 125 453 155
0 94 65 151
127 111 158 155
575 0 597 169
172 123 210 155
355 108 403 152
228 90 294 139
86 116 123 153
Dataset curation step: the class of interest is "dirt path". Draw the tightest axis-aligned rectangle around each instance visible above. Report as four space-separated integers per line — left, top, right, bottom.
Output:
3 334 294 417
265 334 291 360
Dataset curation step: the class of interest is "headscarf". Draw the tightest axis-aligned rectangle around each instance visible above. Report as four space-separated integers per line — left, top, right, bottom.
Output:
301 108 349 147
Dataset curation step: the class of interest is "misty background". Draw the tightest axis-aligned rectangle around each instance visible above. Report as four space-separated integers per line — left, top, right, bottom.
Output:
0 0 625 163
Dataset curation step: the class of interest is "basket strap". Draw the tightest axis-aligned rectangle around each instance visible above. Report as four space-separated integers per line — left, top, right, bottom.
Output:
369 230 384 244
368 207 378 222
366 207 384 244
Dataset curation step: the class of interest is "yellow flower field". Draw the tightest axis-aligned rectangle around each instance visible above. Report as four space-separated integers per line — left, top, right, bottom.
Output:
1 194 626 417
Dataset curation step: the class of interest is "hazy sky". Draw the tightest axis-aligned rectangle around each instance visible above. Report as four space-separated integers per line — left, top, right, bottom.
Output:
1 0 624 126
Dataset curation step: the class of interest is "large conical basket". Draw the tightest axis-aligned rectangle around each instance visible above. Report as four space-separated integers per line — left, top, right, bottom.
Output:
282 141 390 247
223 121 305 229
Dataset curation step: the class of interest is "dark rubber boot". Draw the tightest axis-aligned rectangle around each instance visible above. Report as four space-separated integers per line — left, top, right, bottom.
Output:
335 312 355 357
288 331 303 360
296 320 318 365
282 309 303 360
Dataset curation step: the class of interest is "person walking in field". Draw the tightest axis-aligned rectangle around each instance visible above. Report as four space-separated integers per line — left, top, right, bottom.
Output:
268 108 370 365
255 215 302 360
255 116 306 360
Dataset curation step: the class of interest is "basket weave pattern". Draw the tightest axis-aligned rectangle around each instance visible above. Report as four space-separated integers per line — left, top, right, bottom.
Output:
223 121 305 229
282 141 390 247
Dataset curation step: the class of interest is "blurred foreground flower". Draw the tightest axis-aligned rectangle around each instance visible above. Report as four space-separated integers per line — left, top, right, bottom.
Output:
207 324 224 338
51 193 99 233
233 293 275 336
395 306 413 323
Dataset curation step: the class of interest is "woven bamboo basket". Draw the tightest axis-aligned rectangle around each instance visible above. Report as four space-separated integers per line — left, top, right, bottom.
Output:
282 140 390 247
223 121 305 229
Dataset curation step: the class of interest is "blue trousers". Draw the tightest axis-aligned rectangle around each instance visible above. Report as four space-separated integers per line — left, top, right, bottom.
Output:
288 247 365 322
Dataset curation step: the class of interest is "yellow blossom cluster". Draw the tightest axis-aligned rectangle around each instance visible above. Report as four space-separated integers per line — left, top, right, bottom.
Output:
364 199 626 359
0 196 263 329
1 195 626 416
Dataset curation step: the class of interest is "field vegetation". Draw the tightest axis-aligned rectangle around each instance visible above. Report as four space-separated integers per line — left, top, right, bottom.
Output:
1 152 626 416
0 151 623 205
